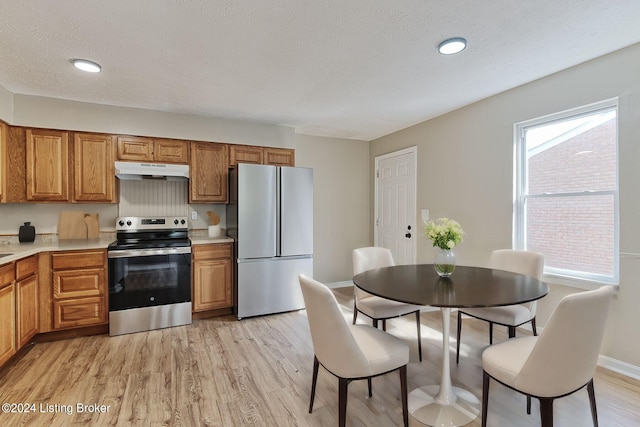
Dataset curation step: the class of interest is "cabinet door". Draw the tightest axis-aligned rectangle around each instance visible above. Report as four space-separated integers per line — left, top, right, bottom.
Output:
229 145 263 167
264 147 295 166
0 265 16 366
74 133 116 202
189 142 228 203
0 122 6 202
116 135 153 161
16 274 38 349
26 129 69 201
193 258 232 311
154 139 189 164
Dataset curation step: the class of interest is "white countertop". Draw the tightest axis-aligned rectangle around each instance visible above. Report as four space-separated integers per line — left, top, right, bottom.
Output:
0 234 234 266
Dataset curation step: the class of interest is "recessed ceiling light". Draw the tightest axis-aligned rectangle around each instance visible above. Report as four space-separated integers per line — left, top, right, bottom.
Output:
438 37 467 55
71 59 102 73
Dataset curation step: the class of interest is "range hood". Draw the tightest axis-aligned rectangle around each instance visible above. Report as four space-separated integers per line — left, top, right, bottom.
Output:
115 161 189 180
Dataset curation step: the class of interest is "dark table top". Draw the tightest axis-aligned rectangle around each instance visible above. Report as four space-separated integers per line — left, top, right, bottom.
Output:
352 264 549 308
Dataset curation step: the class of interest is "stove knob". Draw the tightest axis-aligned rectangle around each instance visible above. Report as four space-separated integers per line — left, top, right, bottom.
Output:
180 219 186 225
126 220 132 226
174 219 179 225
118 220 124 227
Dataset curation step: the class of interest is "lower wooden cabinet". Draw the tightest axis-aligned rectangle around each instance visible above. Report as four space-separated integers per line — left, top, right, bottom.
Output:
16 256 38 349
192 243 233 311
53 296 107 329
51 249 107 330
0 263 16 367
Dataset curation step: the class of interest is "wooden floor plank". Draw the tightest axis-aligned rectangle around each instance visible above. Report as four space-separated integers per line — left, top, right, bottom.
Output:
0 286 638 426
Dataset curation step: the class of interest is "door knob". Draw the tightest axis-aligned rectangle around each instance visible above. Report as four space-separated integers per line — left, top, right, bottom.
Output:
405 232 411 238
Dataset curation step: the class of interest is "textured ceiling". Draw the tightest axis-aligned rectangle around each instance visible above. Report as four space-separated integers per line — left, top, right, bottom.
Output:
1 1 639 141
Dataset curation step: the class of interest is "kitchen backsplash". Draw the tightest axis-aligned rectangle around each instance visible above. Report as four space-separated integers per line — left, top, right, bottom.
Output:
119 180 188 217
0 180 226 235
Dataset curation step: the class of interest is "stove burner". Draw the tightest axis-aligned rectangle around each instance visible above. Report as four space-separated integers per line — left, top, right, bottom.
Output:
110 216 191 250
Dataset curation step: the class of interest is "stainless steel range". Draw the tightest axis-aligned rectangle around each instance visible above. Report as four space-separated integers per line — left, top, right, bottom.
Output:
108 216 192 336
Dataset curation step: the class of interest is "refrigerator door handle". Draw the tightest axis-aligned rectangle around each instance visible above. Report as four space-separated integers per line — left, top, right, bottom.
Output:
276 167 282 257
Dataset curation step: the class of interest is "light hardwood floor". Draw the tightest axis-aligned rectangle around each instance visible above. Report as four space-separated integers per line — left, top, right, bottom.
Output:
1 286 639 426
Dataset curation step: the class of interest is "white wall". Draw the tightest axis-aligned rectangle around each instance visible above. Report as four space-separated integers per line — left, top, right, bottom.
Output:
294 134 370 283
371 42 640 368
0 94 370 283
0 85 12 122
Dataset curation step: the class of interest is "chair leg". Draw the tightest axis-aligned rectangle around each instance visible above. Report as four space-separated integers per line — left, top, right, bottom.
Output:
489 322 494 344
527 395 531 414
532 317 538 336
373 319 378 328
539 398 554 427
352 303 358 324
482 371 490 427
456 310 462 364
338 377 349 427
508 326 516 339
400 365 409 427
367 378 372 397
587 379 599 427
309 356 319 413
382 319 386 331
415 310 423 362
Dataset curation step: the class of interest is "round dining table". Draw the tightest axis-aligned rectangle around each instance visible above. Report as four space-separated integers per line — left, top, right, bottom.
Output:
353 264 549 427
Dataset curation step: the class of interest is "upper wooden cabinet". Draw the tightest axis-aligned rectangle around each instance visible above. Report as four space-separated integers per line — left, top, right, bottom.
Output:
73 133 117 203
264 147 295 166
229 145 295 167
190 142 228 203
117 135 189 164
0 122 6 202
229 145 264 166
26 129 69 201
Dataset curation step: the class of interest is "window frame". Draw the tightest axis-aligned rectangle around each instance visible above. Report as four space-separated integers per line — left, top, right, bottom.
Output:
513 98 619 288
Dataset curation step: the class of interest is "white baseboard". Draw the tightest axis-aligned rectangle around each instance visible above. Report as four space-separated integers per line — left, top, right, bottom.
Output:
598 355 640 380
326 280 353 289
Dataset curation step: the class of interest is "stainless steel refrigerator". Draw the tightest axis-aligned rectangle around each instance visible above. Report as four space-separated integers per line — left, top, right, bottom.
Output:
227 163 313 319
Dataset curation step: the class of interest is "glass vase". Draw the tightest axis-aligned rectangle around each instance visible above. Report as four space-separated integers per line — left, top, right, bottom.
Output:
434 248 456 277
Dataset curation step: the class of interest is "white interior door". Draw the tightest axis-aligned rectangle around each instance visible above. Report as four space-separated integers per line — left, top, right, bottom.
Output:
374 147 417 265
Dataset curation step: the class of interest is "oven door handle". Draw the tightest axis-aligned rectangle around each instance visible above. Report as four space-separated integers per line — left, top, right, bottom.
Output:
108 247 192 258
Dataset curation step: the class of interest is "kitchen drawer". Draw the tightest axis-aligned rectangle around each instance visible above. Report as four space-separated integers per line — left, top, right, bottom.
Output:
16 255 37 281
53 296 107 329
52 250 105 270
193 243 232 261
53 268 105 299
0 263 14 287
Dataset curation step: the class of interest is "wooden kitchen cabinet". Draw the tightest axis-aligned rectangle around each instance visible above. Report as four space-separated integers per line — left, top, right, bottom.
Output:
0 122 6 202
190 141 228 203
0 262 16 367
192 243 233 311
15 255 38 349
51 249 107 330
26 128 70 201
73 132 117 203
264 147 295 166
229 145 295 167
117 135 189 164
229 144 264 166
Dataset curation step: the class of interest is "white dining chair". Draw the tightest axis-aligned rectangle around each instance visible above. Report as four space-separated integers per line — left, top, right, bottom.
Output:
352 247 423 361
481 285 614 427
456 249 544 363
298 274 409 427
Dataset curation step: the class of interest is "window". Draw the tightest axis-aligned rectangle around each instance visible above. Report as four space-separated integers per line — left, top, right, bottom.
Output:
514 99 618 285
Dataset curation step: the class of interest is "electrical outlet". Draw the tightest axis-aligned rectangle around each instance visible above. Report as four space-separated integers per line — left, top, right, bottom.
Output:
421 209 430 223
191 211 198 220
